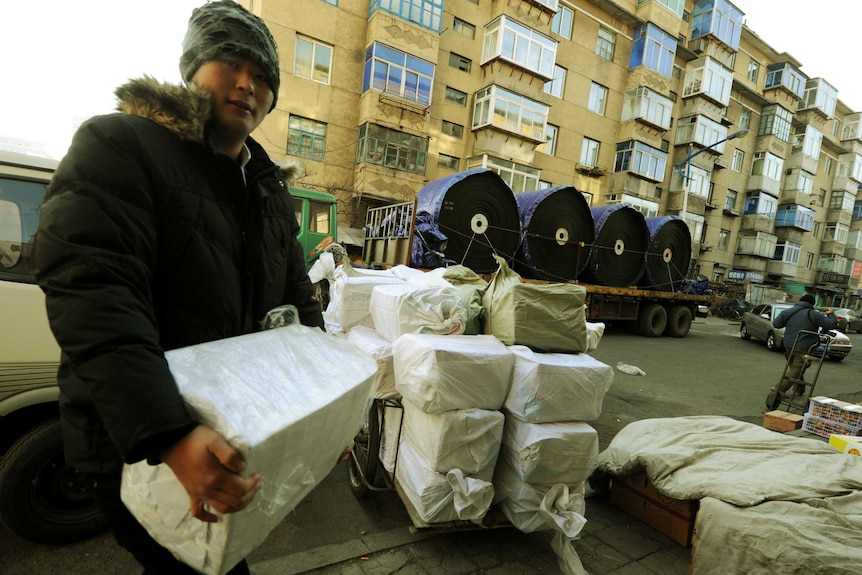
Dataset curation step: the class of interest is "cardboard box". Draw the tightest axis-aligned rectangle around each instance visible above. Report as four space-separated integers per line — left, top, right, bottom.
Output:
802 413 862 439
763 410 804 433
808 397 862 429
610 472 698 547
829 434 862 456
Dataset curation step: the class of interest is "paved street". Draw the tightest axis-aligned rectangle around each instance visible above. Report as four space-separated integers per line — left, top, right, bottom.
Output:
2 316 859 574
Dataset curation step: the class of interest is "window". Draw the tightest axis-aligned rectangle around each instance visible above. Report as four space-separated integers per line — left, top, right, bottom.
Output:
453 17 475 39
743 191 777 218
621 86 673 130
691 0 743 50
836 152 862 181
580 137 600 167
725 189 737 211
441 120 464 138
854 199 862 219
438 153 460 170
0 174 48 279
596 26 615 61
472 85 549 141
842 113 861 141
537 124 559 155
823 155 834 176
813 221 821 239
775 205 814 231
751 151 783 182
363 43 435 105
680 165 710 199
551 4 574 39
466 154 540 193
825 223 850 244
682 58 733 106
444 86 467 107
773 241 801 264
614 140 668 182
747 59 760 83
538 180 552 190
629 23 676 78
792 125 823 159
829 191 856 213
737 232 777 258
294 37 332 84
731 149 744 172
806 253 814 270
764 62 806 98
369 0 443 32
717 229 730 251
544 65 566 98
605 193 659 217
287 115 327 162
757 104 793 142
784 169 814 195
482 16 557 79
306 200 332 234
817 254 847 273
321 0 338 4
449 52 472 73
738 109 751 130
356 123 429 174
675 115 727 151
588 83 608 115
814 188 826 207
637 0 683 17
800 78 838 118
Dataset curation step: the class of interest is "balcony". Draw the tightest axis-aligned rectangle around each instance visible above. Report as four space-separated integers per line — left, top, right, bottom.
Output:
575 163 607 177
816 271 850 286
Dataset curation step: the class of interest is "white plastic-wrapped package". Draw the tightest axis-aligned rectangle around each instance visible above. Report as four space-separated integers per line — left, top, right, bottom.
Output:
121 325 377 575
501 418 598 486
380 404 404 473
504 346 613 423
369 283 468 342
493 458 586 537
585 322 605 352
401 399 504 475
323 264 405 334
395 439 494 524
347 325 398 399
393 334 514 414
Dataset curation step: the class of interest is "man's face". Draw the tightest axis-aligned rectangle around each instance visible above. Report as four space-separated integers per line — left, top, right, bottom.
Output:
191 55 275 145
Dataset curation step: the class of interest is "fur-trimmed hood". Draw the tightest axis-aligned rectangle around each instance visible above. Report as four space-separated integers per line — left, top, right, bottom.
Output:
113 76 303 185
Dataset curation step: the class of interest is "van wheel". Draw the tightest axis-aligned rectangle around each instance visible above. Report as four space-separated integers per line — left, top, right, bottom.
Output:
665 305 692 338
638 304 668 337
0 418 107 544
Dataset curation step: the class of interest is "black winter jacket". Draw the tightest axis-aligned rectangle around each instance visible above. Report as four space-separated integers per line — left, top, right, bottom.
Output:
35 78 324 474
773 301 837 351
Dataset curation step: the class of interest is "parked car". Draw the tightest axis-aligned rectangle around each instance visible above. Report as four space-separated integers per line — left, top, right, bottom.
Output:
739 302 852 361
819 307 862 334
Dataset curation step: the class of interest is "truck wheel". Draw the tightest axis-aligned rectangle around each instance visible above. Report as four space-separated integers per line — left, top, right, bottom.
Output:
638 303 667 337
0 418 106 544
665 305 692 338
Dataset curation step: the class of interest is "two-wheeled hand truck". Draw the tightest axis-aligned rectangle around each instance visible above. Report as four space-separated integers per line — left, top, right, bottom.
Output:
766 329 834 413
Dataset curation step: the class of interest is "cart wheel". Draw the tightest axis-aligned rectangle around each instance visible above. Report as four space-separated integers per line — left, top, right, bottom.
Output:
348 400 381 499
765 390 780 411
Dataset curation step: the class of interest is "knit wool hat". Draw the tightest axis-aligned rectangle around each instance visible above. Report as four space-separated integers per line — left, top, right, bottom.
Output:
180 0 280 111
800 294 815 305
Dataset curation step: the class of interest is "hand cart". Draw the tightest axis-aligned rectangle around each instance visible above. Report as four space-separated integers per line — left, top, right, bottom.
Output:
766 329 835 413
346 397 510 533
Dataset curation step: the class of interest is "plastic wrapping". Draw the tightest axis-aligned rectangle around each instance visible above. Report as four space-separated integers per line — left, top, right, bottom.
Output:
504 345 614 423
501 418 598 486
323 262 405 334
346 326 398 399
483 255 587 353
585 322 605 352
121 325 377 575
380 405 403 473
493 458 586 537
401 399 504 475
393 333 514 414
395 438 494 524
369 283 468 342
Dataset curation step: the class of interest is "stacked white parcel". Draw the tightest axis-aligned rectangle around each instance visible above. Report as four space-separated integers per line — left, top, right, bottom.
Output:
357 266 511 525
121 324 378 575
484 256 613 566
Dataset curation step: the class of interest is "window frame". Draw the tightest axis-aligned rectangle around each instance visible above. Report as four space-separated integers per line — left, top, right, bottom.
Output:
363 42 435 105
481 15 557 79
286 115 327 162
356 122 429 175
294 36 333 84
596 26 616 61
550 4 574 39
588 82 608 116
543 65 566 98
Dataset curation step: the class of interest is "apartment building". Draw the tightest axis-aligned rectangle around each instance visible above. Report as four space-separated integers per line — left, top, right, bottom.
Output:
245 0 862 307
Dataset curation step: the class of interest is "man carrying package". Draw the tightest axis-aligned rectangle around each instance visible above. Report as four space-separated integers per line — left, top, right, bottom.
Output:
35 2 323 572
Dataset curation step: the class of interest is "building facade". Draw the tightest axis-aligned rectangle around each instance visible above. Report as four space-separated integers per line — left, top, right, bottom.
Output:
244 0 862 307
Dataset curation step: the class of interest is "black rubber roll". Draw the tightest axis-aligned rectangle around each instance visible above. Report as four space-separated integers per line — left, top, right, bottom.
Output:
515 186 594 281
639 216 692 291
579 204 649 287
411 169 521 273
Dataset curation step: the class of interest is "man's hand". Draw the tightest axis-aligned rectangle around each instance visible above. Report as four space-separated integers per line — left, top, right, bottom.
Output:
161 425 261 522
825 307 835 315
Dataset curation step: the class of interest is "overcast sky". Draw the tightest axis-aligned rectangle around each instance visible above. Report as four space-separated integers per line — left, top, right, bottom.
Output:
1 0 859 159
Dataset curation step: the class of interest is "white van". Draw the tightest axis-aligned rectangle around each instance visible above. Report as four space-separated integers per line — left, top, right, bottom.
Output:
0 151 106 543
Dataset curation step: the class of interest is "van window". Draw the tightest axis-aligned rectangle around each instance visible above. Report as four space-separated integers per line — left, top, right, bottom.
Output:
0 176 48 280
308 200 332 234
